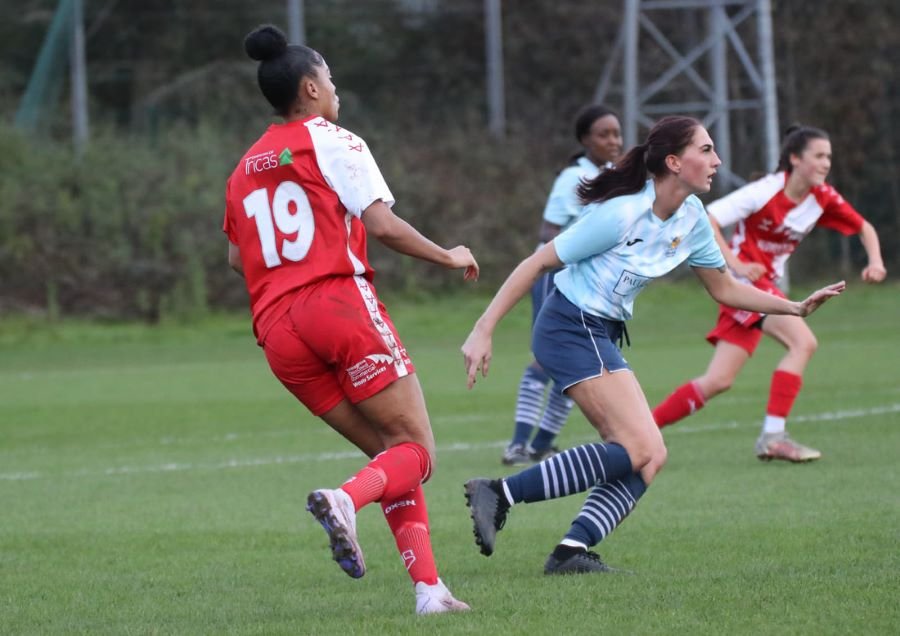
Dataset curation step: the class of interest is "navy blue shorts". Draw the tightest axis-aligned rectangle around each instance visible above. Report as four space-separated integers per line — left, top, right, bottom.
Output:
532 290 631 393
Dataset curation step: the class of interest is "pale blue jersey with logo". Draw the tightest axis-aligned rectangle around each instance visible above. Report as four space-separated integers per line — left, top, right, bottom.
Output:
542 156 607 230
553 180 725 321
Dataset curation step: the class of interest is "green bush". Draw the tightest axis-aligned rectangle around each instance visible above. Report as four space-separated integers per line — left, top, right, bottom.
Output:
1 111 890 322
0 124 246 321
0 121 563 320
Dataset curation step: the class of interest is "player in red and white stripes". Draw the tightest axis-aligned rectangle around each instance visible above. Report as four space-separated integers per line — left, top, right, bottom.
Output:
224 25 477 614
652 125 886 461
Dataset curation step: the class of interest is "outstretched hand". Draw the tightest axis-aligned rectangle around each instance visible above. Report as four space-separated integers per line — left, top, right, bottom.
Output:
461 327 492 389
446 245 479 281
797 281 846 317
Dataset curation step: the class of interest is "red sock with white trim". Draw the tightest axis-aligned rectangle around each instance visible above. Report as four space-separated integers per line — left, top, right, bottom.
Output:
764 370 802 433
652 381 706 428
381 486 438 585
340 442 431 511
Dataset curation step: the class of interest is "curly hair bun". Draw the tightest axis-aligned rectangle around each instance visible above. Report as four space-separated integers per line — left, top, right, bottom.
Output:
244 25 288 62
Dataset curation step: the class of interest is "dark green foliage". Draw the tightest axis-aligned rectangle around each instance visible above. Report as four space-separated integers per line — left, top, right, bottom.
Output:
1 0 896 319
0 124 246 320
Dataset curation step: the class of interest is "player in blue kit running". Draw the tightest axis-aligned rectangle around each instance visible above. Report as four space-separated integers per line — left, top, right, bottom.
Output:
503 104 623 466
461 115 846 574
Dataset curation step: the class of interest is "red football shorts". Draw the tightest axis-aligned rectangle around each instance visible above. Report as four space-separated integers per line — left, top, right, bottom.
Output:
705 277 785 355
261 276 414 416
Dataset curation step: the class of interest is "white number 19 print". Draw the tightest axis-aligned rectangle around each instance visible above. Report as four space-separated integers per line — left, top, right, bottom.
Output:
243 181 315 268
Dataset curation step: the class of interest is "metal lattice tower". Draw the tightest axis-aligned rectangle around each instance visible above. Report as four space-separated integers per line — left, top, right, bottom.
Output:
595 0 780 190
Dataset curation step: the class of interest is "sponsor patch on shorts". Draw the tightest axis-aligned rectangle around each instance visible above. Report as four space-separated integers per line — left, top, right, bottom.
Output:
346 353 394 388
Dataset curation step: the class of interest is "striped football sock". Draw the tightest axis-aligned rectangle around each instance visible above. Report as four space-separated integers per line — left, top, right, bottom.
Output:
511 366 551 445
503 442 633 503
530 384 574 451
562 472 648 547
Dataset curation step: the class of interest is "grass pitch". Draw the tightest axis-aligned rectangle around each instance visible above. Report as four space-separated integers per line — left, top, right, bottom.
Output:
1 281 898 635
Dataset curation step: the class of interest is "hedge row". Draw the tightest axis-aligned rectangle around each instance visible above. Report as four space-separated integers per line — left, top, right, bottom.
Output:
1 119 888 322
0 122 560 321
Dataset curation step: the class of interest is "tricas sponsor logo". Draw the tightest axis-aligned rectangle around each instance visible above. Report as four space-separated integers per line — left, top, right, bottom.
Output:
244 150 282 174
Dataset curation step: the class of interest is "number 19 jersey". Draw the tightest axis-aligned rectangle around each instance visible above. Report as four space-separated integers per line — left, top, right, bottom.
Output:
223 116 394 341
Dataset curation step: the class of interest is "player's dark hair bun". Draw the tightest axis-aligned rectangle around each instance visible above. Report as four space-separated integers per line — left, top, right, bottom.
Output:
244 25 288 62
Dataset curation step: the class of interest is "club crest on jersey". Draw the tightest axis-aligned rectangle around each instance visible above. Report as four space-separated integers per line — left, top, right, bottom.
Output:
665 235 682 257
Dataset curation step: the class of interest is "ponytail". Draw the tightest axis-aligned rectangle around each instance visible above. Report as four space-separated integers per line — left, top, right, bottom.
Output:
577 144 648 204
578 116 700 205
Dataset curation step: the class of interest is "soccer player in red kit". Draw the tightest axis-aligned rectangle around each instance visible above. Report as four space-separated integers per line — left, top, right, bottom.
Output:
224 25 477 615
652 125 886 461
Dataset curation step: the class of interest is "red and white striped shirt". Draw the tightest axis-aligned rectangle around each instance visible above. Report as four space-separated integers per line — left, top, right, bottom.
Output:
707 172 864 282
224 116 393 341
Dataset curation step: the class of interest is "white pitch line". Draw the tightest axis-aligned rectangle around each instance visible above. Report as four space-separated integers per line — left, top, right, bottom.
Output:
1 403 897 482
663 402 900 434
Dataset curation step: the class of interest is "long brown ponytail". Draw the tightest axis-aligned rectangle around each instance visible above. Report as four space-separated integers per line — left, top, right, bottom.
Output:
578 115 701 204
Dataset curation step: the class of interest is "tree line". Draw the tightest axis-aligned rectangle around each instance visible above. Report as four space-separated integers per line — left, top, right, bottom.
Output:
1 0 896 319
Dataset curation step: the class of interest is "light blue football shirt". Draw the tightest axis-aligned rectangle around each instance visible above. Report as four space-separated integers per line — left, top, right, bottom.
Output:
553 179 725 321
542 156 607 230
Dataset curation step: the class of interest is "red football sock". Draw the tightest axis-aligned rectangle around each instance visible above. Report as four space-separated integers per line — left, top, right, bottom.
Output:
381 485 438 586
766 370 802 417
340 442 431 511
652 381 706 428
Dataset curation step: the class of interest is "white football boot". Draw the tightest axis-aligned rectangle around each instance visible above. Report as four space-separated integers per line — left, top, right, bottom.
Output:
414 578 471 615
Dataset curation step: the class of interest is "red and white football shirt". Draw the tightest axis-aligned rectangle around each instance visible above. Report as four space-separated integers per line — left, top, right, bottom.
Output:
707 172 864 284
223 116 393 341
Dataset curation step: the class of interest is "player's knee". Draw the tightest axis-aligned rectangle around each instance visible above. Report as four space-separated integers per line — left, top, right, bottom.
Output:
423 443 437 480
650 439 668 472
423 450 436 482
634 442 667 485
793 333 818 359
623 435 667 475
656 443 668 469
703 375 734 397
401 441 434 483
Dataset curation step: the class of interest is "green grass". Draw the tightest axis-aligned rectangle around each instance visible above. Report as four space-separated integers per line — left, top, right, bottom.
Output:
1 282 898 635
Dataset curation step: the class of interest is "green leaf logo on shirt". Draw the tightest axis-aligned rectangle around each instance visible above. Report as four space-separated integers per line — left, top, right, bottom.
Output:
278 148 293 166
